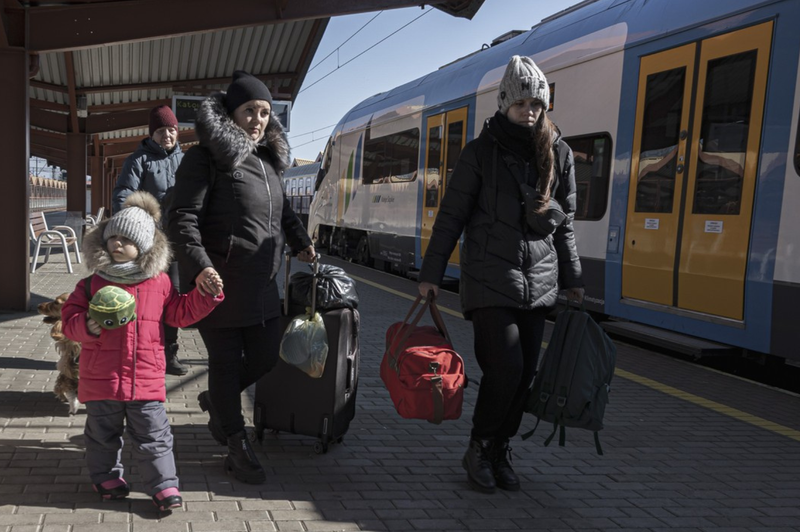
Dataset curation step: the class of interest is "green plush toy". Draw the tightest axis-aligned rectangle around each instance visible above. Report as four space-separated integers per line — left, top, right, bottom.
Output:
89 286 137 330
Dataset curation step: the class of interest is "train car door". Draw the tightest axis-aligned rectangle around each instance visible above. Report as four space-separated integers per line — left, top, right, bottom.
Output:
420 107 467 263
622 22 772 320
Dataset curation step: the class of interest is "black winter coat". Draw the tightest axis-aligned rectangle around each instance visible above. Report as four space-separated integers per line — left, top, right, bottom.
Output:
167 93 311 328
418 116 583 317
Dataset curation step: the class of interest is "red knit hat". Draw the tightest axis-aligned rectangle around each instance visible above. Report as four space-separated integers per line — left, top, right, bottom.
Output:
149 105 178 137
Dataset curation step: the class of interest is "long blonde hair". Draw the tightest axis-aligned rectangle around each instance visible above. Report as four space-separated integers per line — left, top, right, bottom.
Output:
533 111 557 213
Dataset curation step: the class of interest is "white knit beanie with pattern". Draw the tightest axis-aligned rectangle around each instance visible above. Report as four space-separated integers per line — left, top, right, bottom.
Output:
103 205 156 253
497 55 550 115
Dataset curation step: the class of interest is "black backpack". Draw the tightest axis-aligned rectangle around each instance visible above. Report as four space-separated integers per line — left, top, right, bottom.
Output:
522 305 616 454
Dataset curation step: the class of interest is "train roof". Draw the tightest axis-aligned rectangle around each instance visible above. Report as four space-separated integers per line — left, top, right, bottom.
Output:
334 0 774 133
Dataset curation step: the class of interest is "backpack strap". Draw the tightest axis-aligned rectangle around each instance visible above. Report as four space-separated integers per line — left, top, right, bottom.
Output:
520 417 541 440
594 432 604 455
83 274 94 300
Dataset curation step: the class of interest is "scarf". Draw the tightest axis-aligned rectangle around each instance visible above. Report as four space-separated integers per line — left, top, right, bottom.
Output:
96 261 150 285
489 111 537 162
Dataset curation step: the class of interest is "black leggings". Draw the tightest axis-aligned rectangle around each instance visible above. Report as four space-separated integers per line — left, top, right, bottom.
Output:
470 307 547 440
198 318 282 436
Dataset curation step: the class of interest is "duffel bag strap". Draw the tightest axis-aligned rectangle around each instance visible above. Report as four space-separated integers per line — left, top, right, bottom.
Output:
426 293 452 345
387 295 432 369
431 376 444 425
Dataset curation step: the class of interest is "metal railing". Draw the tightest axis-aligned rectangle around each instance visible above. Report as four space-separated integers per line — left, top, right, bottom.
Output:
29 175 67 212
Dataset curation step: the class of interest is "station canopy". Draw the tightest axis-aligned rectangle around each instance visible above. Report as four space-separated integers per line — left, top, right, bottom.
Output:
2 0 484 168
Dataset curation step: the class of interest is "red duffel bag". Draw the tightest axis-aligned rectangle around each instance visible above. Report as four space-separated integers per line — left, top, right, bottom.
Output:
380 293 465 424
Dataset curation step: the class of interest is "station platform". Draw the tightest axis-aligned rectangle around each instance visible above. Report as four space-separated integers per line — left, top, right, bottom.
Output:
2 247 799 531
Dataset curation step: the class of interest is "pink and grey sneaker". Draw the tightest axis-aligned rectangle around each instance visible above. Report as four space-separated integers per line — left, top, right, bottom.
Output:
152 487 183 511
93 478 130 500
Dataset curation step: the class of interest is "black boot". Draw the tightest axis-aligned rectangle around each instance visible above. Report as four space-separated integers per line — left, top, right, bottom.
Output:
197 391 227 446
462 438 496 493
489 439 520 491
165 343 188 376
224 431 266 484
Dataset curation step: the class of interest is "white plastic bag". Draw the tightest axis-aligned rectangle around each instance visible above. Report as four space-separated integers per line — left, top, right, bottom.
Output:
279 310 328 378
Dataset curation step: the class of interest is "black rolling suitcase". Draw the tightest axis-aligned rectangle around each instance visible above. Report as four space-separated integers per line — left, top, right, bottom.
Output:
253 253 360 453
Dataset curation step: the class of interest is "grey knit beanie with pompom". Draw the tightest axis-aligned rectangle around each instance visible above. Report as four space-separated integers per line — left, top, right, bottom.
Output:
102 191 162 253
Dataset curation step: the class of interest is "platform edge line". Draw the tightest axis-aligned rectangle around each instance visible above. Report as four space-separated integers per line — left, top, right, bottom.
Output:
615 368 800 443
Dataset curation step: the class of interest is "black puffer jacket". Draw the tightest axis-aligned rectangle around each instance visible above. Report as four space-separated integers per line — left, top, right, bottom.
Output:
167 93 311 328
419 113 583 317
112 138 183 214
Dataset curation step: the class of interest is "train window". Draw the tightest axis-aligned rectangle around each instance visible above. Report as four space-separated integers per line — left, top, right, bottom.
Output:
796 120 800 176
363 127 420 185
565 134 612 220
692 51 756 215
426 126 442 207
635 67 687 213
317 138 333 191
445 121 464 187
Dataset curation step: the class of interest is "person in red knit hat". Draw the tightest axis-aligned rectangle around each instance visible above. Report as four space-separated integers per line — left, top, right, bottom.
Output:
111 104 188 376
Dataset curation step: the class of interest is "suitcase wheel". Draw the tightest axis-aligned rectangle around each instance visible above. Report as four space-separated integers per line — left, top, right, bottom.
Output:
314 440 329 454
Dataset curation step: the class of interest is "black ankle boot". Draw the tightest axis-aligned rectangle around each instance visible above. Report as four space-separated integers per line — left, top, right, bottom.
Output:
462 438 496 493
225 430 266 484
489 439 520 491
165 343 188 376
197 391 226 446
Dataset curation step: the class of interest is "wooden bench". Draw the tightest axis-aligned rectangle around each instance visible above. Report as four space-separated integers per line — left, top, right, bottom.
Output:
29 211 82 274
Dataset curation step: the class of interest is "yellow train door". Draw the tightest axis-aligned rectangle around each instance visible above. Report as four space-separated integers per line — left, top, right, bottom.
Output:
420 107 467 264
622 22 772 320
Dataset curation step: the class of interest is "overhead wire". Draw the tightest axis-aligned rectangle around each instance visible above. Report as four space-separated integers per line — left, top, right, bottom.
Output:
291 7 434 152
298 7 433 95
306 11 383 74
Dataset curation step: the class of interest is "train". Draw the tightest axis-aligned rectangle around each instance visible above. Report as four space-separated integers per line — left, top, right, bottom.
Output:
306 0 800 362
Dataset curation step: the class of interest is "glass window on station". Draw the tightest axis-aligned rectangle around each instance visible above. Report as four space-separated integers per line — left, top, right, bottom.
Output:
363 127 420 184
564 133 612 220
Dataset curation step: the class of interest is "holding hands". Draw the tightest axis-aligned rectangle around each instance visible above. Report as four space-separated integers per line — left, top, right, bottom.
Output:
195 267 224 297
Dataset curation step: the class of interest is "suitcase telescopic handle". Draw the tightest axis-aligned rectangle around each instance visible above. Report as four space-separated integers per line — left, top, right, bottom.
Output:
283 250 321 316
283 249 292 316
310 254 319 316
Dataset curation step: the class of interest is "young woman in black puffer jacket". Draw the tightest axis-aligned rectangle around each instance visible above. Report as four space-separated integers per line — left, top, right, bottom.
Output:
419 55 584 494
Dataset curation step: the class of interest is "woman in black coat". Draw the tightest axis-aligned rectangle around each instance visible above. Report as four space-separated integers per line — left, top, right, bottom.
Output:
419 56 584 494
167 71 314 484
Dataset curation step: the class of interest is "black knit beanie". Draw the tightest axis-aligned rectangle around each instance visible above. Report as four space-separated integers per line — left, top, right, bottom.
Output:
225 70 273 114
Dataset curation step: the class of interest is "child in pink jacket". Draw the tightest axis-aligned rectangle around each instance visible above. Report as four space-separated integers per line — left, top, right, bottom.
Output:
62 191 224 512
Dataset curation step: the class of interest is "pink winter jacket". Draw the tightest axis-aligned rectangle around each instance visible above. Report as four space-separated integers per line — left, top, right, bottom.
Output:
62 274 224 403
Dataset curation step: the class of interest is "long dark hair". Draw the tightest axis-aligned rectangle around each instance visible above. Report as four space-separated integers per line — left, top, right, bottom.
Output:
532 111 556 213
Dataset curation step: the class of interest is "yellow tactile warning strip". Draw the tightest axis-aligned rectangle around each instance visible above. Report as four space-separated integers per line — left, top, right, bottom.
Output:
615 368 800 443
349 272 800 444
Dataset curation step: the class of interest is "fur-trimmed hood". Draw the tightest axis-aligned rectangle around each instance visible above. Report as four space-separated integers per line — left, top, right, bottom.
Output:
195 92 291 172
82 193 172 279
